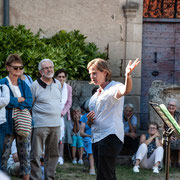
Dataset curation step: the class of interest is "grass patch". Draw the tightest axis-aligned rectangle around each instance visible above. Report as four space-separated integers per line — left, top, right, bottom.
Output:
116 165 180 180
55 163 95 180
11 163 180 180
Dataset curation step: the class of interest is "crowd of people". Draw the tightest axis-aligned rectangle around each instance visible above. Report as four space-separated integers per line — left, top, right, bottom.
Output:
1 54 180 180
0 54 100 180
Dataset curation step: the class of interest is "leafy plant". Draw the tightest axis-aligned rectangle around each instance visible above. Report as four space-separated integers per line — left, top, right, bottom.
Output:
0 25 106 80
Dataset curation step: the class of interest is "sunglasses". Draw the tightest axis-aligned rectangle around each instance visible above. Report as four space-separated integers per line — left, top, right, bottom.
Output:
9 65 24 70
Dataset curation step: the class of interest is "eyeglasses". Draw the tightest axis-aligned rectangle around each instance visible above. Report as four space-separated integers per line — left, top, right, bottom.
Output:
41 66 54 71
9 65 24 70
125 110 133 113
168 104 176 107
57 75 65 78
149 127 157 130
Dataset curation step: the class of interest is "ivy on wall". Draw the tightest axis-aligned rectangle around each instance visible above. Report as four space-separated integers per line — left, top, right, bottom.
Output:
0 25 106 80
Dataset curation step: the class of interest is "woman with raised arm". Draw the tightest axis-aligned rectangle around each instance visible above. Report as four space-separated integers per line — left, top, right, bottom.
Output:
87 58 140 180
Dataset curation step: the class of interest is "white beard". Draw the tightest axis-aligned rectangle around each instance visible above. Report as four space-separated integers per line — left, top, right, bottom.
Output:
42 72 54 79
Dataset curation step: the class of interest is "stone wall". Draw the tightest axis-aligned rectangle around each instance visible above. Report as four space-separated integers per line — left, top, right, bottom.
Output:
0 0 143 74
3 0 128 53
68 80 96 108
0 1 3 25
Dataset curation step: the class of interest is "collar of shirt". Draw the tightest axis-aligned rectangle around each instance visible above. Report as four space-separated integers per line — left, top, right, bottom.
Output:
37 77 56 89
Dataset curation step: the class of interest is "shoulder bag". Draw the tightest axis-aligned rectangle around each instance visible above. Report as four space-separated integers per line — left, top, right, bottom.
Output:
6 76 31 137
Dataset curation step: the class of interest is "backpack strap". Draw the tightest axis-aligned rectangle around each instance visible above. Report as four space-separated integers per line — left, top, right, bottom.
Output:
0 85 2 94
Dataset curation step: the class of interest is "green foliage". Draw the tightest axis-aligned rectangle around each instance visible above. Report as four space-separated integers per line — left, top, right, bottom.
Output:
0 25 106 80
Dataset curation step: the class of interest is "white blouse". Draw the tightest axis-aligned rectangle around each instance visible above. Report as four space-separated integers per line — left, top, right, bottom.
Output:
89 81 125 143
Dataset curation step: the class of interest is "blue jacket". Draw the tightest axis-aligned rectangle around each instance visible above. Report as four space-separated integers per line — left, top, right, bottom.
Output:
0 77 33 135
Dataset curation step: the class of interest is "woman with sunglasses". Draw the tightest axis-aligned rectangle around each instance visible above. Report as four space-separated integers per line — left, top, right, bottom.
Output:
55 69 72 165
0 54 32 180
133 122 164 174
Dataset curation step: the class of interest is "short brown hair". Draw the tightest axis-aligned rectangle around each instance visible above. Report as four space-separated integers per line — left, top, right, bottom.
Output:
87 58 112 82
5 54 23 66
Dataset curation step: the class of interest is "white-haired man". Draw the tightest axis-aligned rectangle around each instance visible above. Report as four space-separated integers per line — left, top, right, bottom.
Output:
122 104 139 155
30 59 62 180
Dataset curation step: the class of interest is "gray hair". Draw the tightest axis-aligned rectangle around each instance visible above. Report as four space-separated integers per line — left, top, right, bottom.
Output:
38 59 54 70
167 98 178 106
124 104 134 112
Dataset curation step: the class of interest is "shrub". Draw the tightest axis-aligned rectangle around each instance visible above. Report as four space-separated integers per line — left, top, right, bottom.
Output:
0 25 106 80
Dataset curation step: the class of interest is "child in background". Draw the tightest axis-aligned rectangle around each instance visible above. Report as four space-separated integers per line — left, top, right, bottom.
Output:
71 106 84 164
80 99 95 175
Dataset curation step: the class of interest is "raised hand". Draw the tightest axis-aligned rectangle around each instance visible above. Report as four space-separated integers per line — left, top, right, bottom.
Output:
154 132 160 138
125 58 140 76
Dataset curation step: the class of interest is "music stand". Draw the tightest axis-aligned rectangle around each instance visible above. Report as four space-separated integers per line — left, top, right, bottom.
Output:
149 102 180 180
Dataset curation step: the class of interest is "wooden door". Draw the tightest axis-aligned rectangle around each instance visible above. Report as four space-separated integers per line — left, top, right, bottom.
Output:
175 23 180 84
141 22 179 129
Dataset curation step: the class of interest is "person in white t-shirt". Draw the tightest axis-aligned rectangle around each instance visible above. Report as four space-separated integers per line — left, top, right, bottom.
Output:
0 84 10 169
87 58 140 180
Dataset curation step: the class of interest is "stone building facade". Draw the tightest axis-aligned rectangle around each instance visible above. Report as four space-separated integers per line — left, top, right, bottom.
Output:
1 1 180 130
0 0 143 127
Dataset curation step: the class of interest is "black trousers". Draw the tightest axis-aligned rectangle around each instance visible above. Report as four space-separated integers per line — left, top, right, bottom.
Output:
92 134 123 180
